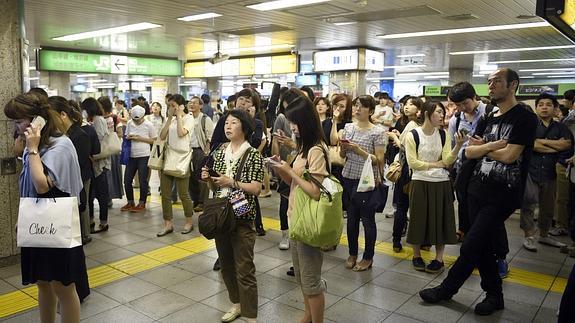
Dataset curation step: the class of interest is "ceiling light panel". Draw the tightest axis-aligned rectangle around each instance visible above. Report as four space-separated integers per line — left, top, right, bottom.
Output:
450 45 575 55
52 22 162 41
520 68 575 72
384 65 427 69
489 58 575 64
397 54 426 58
178 13 222 22
377 21 549 39
247 0 331 11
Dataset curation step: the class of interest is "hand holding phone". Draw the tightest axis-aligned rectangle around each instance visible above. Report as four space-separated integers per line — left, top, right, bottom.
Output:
208 169 220 177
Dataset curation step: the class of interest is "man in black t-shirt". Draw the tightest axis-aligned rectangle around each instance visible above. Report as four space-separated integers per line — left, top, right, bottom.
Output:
419 68 538 316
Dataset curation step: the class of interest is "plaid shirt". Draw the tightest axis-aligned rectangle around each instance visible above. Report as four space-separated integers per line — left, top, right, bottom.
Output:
342 123 386 179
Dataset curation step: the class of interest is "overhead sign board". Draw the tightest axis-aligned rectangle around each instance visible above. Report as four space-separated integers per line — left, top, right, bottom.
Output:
38 49 182 76
184 54 297 78
364 49 385 71
313 49 359 72
537 0 575 43
425 83 574 97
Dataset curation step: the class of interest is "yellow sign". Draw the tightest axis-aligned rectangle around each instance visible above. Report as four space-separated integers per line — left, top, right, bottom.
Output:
239 58 255 76
561 0 575 26
184 62 204 78
271 54 298 74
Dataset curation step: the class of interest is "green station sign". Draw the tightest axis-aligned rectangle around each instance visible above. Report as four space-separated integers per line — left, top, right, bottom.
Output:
424 83 575 97
38 49 182 76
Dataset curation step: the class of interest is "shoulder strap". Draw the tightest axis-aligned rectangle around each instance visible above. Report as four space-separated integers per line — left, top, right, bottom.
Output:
485 103 495 115
410 129 420 151
439 128 446 147
304 145 331 174
455 111 462 132
234 148 253 181
201 114 207 133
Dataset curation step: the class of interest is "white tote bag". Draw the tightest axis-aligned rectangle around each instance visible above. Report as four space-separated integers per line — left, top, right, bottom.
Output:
147 139 166 170
357 158 376 192
17 197 82 248
93 132 121 160
163 145 193 178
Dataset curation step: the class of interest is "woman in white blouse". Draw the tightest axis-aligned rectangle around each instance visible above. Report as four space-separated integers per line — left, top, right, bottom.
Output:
404 101 464 274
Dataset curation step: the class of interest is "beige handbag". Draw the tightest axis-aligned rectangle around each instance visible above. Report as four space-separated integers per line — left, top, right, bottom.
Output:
147 139 166 170
163 145 192 178
329 145 345 167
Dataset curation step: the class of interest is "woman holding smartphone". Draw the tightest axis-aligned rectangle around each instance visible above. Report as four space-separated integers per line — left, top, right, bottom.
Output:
6 93 86 322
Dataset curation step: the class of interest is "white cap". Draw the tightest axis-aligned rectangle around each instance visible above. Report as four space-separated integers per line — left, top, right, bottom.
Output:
131 105 145 120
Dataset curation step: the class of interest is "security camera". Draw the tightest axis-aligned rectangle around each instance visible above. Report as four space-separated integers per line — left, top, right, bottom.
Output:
208 52 230 64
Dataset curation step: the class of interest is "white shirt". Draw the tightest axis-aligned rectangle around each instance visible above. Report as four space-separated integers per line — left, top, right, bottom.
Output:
374 105 394 131
168 114 194 150
126 119 157 158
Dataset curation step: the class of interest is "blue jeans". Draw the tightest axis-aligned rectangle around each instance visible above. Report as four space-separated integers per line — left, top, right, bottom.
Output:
343 177 377 260
124 156 149 203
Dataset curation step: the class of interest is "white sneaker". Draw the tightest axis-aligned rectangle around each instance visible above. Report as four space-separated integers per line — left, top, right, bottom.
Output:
539 236 567 248
279 230 290 250
549 227 569 236
221 306 241 322
523 236 538 251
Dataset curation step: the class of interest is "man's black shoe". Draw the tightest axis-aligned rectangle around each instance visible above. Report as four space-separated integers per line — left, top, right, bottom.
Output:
419 286 453 303
474 295 504 315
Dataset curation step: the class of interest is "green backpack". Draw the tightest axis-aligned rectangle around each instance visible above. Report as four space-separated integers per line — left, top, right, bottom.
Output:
289 147 344 248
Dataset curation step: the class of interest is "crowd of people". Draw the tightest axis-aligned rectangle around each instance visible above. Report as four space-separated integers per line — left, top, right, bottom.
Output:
7 67 575 322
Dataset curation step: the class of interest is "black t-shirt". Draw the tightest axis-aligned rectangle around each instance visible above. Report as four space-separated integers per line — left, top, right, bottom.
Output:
321 118 346 146
469 104 538 208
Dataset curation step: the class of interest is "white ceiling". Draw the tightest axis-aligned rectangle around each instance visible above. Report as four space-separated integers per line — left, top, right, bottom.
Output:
24 0 575 80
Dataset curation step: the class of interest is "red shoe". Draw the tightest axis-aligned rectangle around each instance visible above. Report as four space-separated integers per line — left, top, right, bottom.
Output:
120 203 135 212
130 204 146 213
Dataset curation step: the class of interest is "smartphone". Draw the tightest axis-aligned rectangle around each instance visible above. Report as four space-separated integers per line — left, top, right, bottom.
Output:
459 129 470 136
31 116 46 131
264 157 281 166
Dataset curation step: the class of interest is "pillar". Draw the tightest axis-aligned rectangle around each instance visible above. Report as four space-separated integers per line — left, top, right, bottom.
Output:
448 55 474 85
48 72 71 98
0 0 23 264
166 77 178 96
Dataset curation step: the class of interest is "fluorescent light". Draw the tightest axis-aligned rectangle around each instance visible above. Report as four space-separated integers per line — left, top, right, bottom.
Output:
450 44 575 55
473 74 486 77
366 77 395 81
76 74 99 78
53 22 162 41
519 67 575 72
397 71 449 76
377 21 548 39
384 65 427 69
89 79 110 83
489 58 575 64
29 66 36 70
397 54 425 58
424 75 449 79
300 60 313 64
177 13 222 22
29 77 39 81
333 22 357 26
519 76 535 79
548 75 575 78
395 79 418 82
247 0 330 11
532 72 575 76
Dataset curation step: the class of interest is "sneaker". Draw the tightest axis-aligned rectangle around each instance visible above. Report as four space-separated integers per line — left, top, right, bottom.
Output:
539 236 567 248
130 204 146 213
193 204 204 213
221 306 241 323
419 285 452 303
412 257 426 271
560 244 575 254
120 203 135 212
497 259 509 279
523 236 538 252
549 227 569 236
425 260 445 274
278 230 290 250
474 295 504 315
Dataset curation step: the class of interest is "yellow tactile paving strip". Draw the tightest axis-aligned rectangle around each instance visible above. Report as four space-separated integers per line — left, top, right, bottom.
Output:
0 212 569 318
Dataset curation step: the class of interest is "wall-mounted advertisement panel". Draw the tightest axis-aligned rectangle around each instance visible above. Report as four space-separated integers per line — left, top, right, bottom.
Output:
184 54 297 78
313 49 359 72
38 49 182 76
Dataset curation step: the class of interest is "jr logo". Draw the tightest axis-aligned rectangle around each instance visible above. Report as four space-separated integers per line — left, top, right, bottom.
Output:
93 56 111 72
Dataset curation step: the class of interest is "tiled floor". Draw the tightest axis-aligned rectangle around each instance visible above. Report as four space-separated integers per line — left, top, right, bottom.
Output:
0 181 573 322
